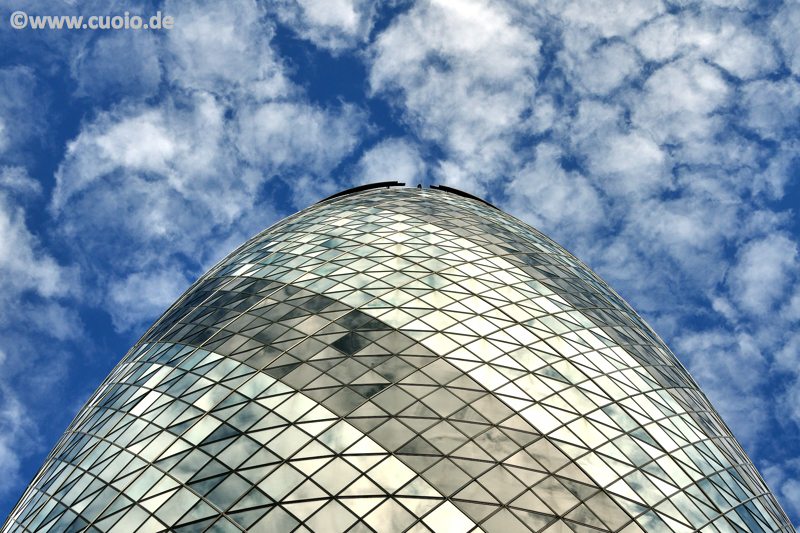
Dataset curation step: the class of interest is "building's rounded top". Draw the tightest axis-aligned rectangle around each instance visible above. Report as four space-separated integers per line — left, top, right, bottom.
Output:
316 182 498 210
3 188 794 533
316 181 407 204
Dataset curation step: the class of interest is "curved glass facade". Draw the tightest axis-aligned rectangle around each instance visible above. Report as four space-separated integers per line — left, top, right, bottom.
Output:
3 187 795 533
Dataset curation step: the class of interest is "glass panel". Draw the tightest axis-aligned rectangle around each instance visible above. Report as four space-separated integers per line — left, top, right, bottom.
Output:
367 457 416 493
422 502 475 533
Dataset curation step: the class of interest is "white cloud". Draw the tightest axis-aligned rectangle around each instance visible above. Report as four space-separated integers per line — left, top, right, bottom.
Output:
53 93 365 253
584 132 668 197
352 138 426 186
368 0 541 192
595 204 728 311
505 143 604 235
0 184 82 353
52 98 224 238
772 2 800 77
297 0 362 31
288 173 342 209
742 79 800 141
727 234 798 316
71 28 161 98
237 101 366 174
164 0 290 97
562 41 641 96
552 0 664 38
753 143 800 200
272 0 378 51
107 268 191 331
567 99 621 145
0 166 40 197
0 194 73 300
24 302 83 342
634 13 778 79
631 58 731 146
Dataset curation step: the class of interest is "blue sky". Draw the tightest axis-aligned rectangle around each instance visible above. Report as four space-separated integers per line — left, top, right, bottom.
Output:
1 0 800 527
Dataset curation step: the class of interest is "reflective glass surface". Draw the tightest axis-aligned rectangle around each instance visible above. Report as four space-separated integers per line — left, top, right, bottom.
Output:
2 188 794 533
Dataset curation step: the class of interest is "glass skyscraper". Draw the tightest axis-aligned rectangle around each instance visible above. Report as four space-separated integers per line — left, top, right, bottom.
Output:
3 185 794 533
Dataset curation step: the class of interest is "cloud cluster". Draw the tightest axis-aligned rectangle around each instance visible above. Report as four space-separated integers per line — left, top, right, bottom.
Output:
369 0 541 193
53 0 367 331
351 138 426 186
270 0 378 51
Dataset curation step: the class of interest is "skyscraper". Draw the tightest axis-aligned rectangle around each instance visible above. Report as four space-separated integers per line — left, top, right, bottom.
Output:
3 185 794 533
